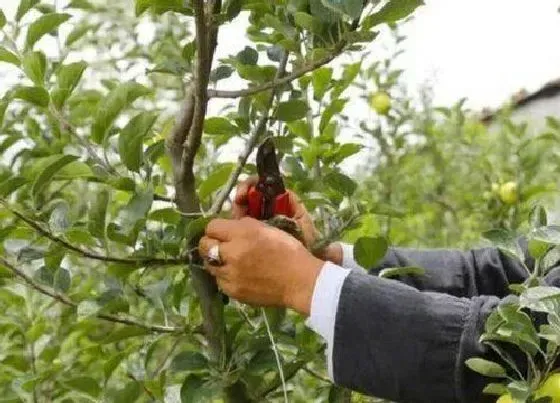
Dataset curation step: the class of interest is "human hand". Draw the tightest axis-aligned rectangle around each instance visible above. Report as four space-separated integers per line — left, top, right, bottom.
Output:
198 217 323 316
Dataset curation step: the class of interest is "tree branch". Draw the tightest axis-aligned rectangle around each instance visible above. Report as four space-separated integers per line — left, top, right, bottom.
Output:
2 201 184 267
207 44 344 99
209 51 290 215
0 256 183 334
169 0 227 370
254 345 327 399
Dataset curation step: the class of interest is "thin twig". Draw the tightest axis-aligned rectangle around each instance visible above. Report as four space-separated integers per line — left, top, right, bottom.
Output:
209 51 290 215
302 366 331 383
151 337 182 378
0 256 183 333
261 308 288 403
1 201 185 267
255 345 327 398
49 106 116 175
207 44 345 99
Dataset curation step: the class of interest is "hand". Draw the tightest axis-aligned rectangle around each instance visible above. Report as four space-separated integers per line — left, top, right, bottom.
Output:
231 176 319 248
198 217 324 316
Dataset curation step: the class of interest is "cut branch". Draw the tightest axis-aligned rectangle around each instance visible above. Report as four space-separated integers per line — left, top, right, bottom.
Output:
2 202 184 267
207 44 344 99
0 256 183 334
209 51 290 215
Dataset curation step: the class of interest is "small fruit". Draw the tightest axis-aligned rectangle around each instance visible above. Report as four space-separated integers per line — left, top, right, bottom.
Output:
535 373 560 403
496 393 512 403
369 91 391 115
499 181 518 205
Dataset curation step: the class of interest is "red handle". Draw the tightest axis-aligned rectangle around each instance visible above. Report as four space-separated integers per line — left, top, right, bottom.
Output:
247 186 293 219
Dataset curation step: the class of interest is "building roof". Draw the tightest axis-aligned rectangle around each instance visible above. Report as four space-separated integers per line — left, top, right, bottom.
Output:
480 78 560 124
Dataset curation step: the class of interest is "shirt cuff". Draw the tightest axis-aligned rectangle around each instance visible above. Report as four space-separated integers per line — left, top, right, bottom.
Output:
305 261 351 380
340 242 366 271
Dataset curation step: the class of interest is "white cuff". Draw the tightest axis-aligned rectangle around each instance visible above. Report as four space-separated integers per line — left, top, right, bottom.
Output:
340 242 365 271
305 261 351 380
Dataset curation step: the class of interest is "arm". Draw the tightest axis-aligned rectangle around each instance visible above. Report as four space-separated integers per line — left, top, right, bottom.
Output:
330 269 497 403
330 240 532 298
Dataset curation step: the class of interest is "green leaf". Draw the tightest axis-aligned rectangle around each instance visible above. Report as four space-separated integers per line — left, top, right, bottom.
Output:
0 10 6 29
519 286 560 314
198 164 234 200
378 266 425 279
325 171 357 196
293 12 322 33
49 201 70 234
186 216 213 243
237 46 259 65
180 375 207 403
111 381 141 402
312 67 333 101
104 351 129 381
64 377 101 398
88 189 109 239
465 358 507 378
529 204 547 228
203 117 240 135
52 61 87 108
91 81 152 144
16 0 40 21
25 13 71 50
118 187 154 233
0 176 27 197
354 236 388 268
320 98 346 132
482 383 508 396
22 51 46 85
363 0 424 29
0 47 20 66
118 112 158 172
66 0 95 10
171 351 208 372
225 0 243 20
12 86 50 107
276 99 309 122
309 0 340 23
321 0 363 19
482 229 524 262
528 239 550 260
31 155 78 200
53 267 71 293
65 23 93 46
530 226 560 245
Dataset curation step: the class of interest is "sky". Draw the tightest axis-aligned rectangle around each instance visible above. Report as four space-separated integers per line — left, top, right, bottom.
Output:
2 0 560 109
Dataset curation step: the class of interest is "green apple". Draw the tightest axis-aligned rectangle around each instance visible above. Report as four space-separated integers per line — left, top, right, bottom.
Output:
499 181 518 205
535 373 560 402
369 91 391 115
496 393 512 403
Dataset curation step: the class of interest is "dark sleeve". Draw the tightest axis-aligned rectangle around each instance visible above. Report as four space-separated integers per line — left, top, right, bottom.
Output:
332 268 560 403
370 239 533 297
333 270 500 403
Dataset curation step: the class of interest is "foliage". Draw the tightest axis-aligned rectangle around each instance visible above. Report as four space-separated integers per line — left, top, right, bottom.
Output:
0 0 423 402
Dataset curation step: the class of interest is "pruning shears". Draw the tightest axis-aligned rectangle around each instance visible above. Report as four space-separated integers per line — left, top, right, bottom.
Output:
247 137 293 220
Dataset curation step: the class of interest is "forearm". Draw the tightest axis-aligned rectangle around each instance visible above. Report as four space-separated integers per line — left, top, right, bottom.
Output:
326 241 530 297
332 270 500 403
